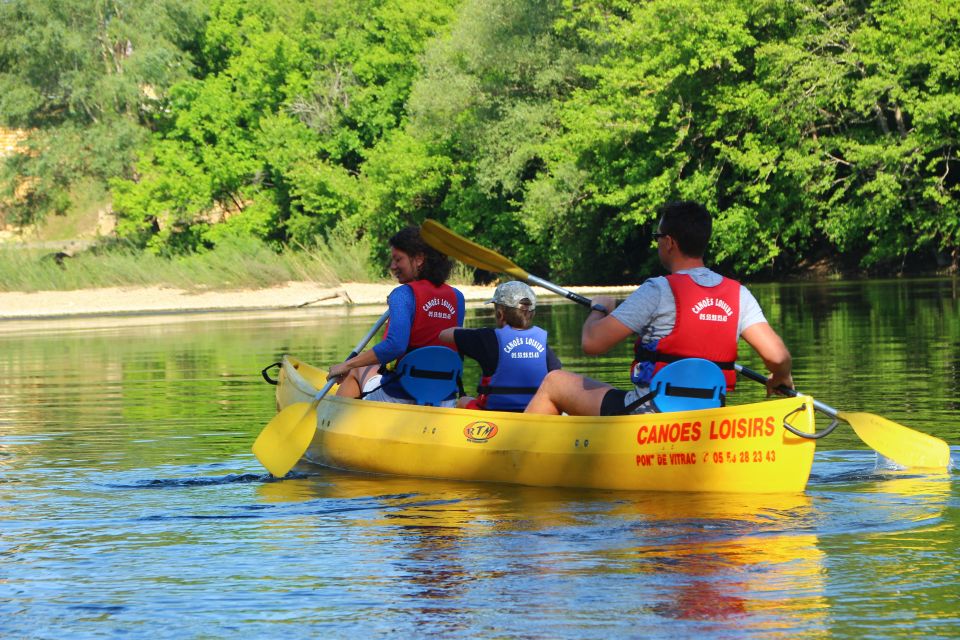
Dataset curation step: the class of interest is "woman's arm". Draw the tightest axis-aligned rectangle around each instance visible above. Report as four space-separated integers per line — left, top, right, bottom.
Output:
327 285 412 381
327 348 382 381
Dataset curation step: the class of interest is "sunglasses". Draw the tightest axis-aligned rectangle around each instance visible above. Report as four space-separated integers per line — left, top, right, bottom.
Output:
652 232 669 240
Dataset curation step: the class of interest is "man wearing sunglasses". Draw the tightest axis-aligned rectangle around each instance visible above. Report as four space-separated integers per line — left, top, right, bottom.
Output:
525 200 794 416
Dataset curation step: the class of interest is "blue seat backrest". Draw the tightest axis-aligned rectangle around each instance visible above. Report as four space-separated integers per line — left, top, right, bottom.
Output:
650 358 726 413
395 346 463 406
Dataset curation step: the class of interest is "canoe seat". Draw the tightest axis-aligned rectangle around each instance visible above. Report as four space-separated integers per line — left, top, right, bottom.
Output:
395 346 463 406
650 358 726 413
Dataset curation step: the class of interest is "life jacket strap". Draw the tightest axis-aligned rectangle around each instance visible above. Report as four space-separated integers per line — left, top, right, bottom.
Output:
633 349 735 370
476 384 540 395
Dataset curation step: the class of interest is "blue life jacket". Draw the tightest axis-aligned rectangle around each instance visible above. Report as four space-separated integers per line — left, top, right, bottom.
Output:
478 325 549 412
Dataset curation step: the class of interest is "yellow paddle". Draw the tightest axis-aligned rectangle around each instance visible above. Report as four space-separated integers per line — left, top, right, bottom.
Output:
735 364 949 469
420 218 952 470
421 219 610 314
252 309 390 477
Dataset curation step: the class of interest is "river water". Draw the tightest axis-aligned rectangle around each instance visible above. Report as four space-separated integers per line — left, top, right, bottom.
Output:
1 279 958 638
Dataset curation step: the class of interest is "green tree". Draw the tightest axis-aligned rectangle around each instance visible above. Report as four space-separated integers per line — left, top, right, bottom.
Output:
526 0 813 280
546 0 959 278
366 0 596 275
110 0 457 255
0 0 206 226
11 0 956 279
756 0 960 271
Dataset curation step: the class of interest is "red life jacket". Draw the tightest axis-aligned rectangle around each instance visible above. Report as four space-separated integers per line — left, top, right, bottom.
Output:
374 280 461 400
631 273 740 389
382 280 460 359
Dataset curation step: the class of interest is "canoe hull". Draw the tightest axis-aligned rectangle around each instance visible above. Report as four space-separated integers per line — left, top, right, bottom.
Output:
276 356 817 493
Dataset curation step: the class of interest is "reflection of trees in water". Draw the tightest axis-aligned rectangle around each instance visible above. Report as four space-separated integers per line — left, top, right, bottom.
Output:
640 535 825 631
387 519 475 634
390 524 470 600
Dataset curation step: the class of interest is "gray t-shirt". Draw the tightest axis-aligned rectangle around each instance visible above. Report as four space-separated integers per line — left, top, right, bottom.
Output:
611 267 766 351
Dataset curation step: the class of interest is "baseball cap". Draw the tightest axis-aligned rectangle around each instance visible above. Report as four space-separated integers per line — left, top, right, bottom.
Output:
486 281 536 310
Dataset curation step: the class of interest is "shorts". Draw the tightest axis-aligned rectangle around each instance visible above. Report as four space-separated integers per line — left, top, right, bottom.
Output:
362 374 384 395
600 387 656 416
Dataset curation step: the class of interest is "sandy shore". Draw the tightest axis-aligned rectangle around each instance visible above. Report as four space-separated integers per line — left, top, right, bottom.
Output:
0 281 635 322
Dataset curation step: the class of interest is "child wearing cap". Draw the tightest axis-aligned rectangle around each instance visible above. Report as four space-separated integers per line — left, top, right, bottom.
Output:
438 281 561 412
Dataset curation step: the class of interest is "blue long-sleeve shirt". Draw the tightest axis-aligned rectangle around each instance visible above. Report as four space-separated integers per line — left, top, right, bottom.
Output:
372 284 466 364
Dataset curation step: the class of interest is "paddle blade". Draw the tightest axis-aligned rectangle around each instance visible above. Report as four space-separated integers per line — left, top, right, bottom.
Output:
839 411 951 470
252 402 318 477
421 219 530 280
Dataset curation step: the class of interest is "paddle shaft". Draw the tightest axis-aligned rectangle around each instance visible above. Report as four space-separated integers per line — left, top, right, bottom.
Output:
420 219 609 314
350 309 391 360
526 274 609 314
734 363 840 417
320 308 391 398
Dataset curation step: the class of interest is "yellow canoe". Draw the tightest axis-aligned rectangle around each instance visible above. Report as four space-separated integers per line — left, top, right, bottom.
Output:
273 355 818 493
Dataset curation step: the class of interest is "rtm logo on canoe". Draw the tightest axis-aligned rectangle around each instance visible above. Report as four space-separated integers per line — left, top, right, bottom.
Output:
464 420 499 443
636 416 776 445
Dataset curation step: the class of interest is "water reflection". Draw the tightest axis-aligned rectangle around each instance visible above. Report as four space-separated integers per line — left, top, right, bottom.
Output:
256 470 832 634
604 492 825 633
249 462 954 636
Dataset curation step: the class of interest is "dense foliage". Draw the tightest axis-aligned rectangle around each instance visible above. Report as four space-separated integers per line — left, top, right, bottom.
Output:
2 0 958 280
0 0 207 227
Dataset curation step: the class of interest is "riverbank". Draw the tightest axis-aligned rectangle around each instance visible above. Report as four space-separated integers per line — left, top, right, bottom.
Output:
0 281 634 321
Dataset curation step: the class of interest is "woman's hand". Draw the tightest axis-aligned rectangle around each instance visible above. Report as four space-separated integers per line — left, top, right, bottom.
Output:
327 362 350 382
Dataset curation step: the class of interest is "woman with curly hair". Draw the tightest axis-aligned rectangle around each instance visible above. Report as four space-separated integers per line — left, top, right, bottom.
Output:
327 226 465 404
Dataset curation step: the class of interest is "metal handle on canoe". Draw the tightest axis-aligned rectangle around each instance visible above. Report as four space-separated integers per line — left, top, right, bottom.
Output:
737 364 841 439
781 404 841 439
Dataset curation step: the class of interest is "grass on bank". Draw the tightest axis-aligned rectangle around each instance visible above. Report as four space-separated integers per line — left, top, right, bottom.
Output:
0 235 382 292
0 234 477 293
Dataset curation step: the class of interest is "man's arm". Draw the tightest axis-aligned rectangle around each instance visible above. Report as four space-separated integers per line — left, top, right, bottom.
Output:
581 295 635 355
740 322 793 395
